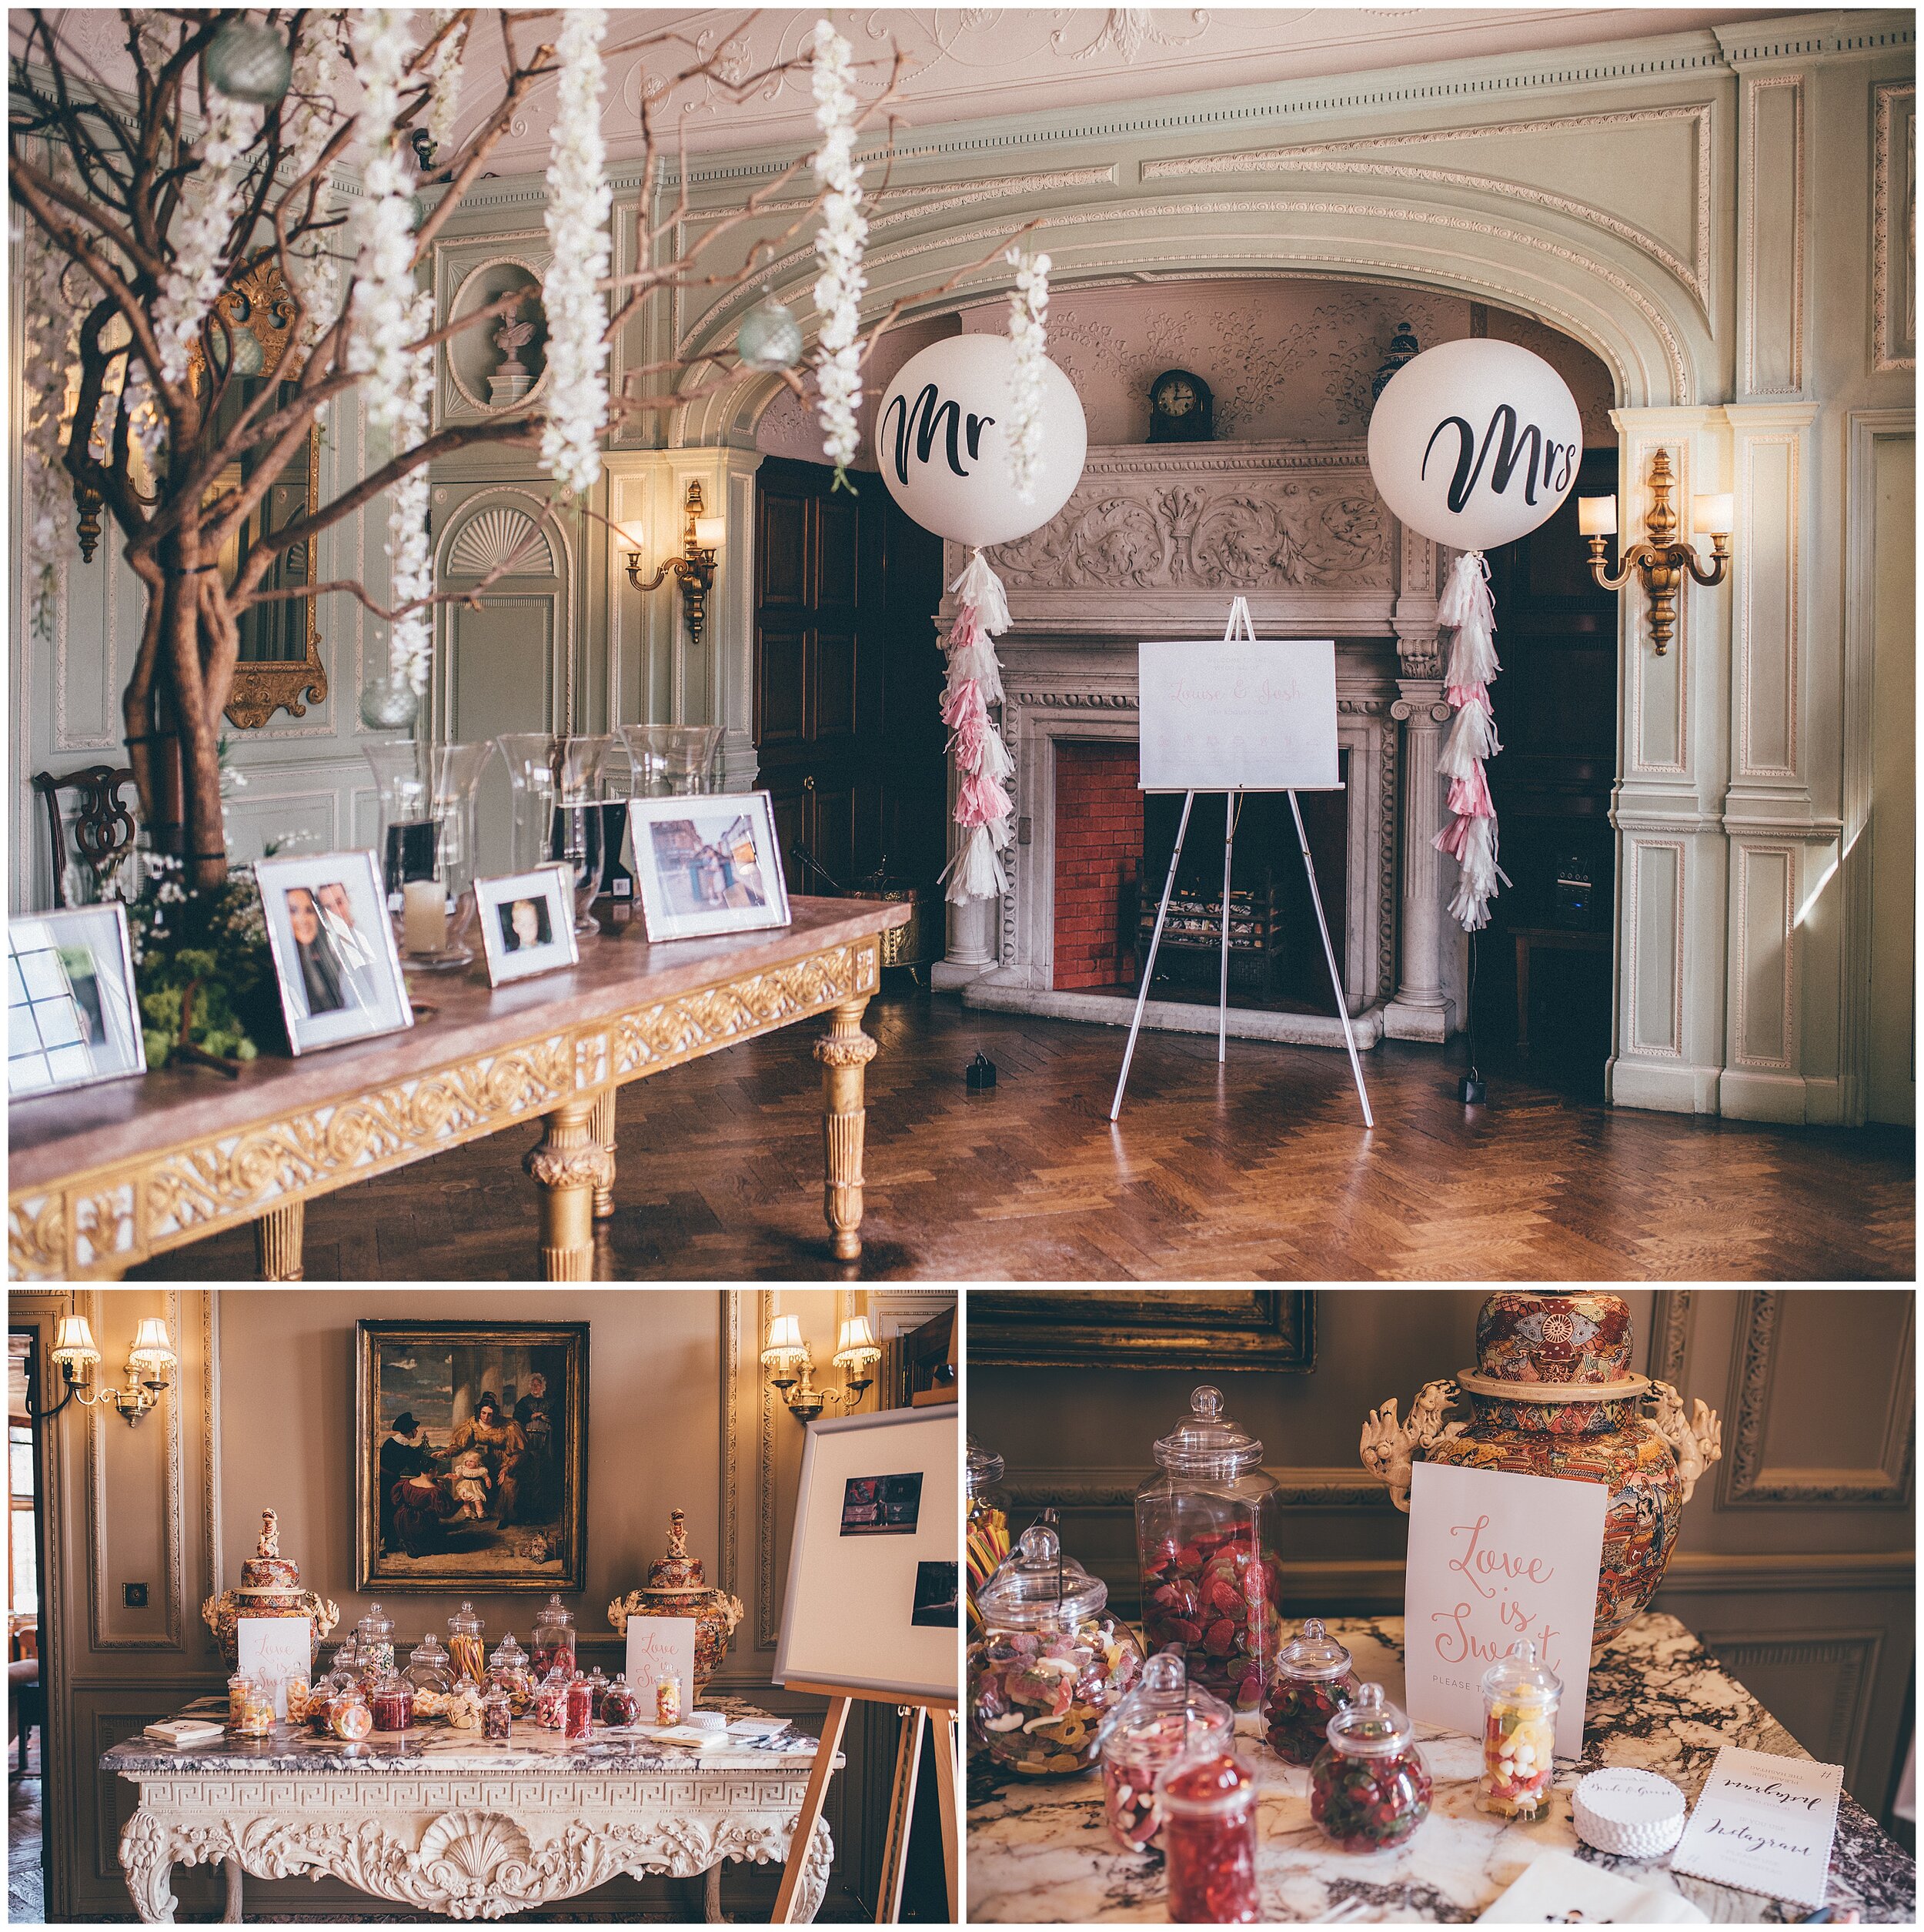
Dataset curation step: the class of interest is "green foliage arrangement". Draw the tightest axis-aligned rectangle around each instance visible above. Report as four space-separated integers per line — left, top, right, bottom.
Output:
127 864 286 1071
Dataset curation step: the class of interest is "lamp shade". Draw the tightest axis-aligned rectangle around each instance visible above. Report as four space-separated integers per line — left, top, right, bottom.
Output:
1692 493 1734 536
129 1317 176 1370
833 1315 881 1368
1577 495 1618 536
761 1314 808 1370
614 521 648 555
693 516 727 549
52 1315 99 1365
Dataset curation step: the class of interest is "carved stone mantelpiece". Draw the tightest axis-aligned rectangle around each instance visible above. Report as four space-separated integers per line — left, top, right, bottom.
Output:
109 1757 834 1924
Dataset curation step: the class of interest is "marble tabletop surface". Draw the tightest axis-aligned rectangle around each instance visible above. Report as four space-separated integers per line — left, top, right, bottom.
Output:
967 1613 1916 1924
102 1693 821 1777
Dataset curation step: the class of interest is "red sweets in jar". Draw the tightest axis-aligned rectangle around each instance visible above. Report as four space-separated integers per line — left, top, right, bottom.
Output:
1160 1750 1261 1924
1308 1683 1431 1853
563 1673 593 1743
1263 1619 1361 1766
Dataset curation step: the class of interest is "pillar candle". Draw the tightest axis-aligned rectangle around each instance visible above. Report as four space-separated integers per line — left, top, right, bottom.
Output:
403 880 447 954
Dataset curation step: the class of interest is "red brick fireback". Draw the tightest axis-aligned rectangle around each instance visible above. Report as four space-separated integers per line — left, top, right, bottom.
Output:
1054 741 1144 991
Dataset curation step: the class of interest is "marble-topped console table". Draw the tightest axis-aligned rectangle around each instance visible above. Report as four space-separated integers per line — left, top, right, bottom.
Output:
968 1613 1916 1924
102 1697 841 1924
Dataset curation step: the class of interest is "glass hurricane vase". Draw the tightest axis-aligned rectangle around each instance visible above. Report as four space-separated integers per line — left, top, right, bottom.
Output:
616 724 726 798
496 734 615 938
362 739 493 971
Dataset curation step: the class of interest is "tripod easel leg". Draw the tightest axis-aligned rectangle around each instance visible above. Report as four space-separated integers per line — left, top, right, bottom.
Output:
1218 790 1235 1065
1111 789 1195 1121
874 1706 927 1923
1289 791 1375 1128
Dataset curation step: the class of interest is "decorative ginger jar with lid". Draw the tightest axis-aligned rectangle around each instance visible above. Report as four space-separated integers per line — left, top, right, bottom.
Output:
1358 1291 1723 1655
201 1508 340 1670
606 1509 744 1696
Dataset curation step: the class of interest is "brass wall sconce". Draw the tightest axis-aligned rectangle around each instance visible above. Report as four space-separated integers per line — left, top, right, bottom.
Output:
620 480 725 657
761 1312 882 1424
1578 450 1732 656
29 1312 177 1426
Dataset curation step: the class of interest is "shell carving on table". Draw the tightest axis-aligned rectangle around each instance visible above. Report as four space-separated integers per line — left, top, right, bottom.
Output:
1358 1292 1722 1656
607 1509 745 1695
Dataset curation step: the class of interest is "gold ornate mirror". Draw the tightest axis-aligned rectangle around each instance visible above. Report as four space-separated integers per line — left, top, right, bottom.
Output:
193 261 329 728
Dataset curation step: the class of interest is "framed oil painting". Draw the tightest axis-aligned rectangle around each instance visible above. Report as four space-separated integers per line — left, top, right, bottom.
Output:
967 1289 1316 1371
355 1320 588 1591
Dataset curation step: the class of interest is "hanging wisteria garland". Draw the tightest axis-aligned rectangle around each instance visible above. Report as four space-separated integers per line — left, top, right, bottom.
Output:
809 19 866 485
19 233 80 633
1431 551 1510 930
152 86 263 385
282 12 344 349
1004 246 1051 503
346 7 438 691
539 5 613 496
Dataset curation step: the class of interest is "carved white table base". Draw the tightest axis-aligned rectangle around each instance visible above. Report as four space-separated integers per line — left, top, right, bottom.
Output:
115 1770 834 1924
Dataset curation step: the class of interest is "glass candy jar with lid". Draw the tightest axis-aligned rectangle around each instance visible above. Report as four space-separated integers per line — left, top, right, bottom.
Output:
446 1600 486 1686
603 1673 640 1727
329 1679 373 1744
309 1646 356 1734
585 1665 610 1722
970 1523 1145 1777
1478 1640 1561 1822
1159 1748 1261 1924
406 1633 455 1723
369 1663 413 1733
1099 1652 1234 1852
535 1664 570 1730
488 1633 536 1716
1264 1619 1363 1766
356 1602 397 1674
1136 1387 1283 1713
482 1683 513 1743
965 1439 1011 1633
531 1593 576 1677
1310 1683 1432 1853
563 1670 594 1742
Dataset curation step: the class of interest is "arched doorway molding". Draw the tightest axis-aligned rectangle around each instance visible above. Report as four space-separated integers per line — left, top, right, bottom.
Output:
673 178 1713 447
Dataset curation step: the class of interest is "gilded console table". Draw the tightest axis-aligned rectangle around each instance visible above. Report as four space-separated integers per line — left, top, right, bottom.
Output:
101 1702 840 1923
10 895 907 1281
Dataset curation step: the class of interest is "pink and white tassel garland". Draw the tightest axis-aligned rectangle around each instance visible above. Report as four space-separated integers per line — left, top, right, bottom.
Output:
1431 550 1511 931
940 550 1015 904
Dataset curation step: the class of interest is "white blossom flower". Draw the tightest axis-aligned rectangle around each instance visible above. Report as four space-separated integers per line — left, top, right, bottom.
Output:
809 19 866 480
1004 246 1051 502
19 235 80 627
283 12 346 346
152 89 264 385
426 9 467 159
386 290 438 693
539 7 613 495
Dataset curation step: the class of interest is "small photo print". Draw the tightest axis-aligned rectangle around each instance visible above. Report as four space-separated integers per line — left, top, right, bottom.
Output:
911 1559 959 1628
7 903 145 1098
626 791 791 943
476 865 579 987
256 851 413 1056
840 1472 924 1537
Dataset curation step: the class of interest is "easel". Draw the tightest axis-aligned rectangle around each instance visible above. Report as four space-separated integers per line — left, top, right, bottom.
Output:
1111 598 1374 1127
770 1684 958 1927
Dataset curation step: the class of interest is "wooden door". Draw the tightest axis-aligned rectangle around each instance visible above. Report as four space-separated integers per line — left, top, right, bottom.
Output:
1479 446 1621 1088
753 457 947 900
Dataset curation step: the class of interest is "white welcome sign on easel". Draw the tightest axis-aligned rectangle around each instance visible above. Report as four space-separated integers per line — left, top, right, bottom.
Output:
1113 598 1371 1127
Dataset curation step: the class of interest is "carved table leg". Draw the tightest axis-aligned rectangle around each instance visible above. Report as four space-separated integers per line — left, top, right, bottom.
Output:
791 1813 835 1924
119 1810 179 1923
523 1097 613 1280
252 1201 304 1281
222 1854 242 1922
590 1088 618 1221
815 998 877 1262
703 1860 727 1923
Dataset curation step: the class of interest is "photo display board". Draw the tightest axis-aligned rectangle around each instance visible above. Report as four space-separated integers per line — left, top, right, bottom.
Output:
773 1406 959 1702
1137 637 1340 793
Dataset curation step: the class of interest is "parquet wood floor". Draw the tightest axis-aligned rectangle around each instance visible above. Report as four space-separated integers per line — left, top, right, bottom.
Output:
131 985 1915 1282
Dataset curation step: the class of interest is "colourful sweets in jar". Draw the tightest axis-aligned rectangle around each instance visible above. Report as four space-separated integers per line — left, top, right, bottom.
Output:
603 1673 640 1727
535 1667 569 1730
1309 1683 1431 1853
970 1525 1145 1777
1477 1640 1561 1823
487 1633 536 1717
531 1594 577 1679
482 1686 513 1743
1263 1619 1361 1766
235 1678 275 1737
1160 1750 1261 1924
446 1601 487 1686
330 1685 373 1743
1134 1389 1283 1712
227 1673 252 1729
656 1675 683 1726
1098 1653 1234 1853
355 1602 397 1676
370 1667 414 1733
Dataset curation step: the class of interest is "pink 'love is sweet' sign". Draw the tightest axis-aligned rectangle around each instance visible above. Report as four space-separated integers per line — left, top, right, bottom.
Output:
1403 1462 1606 1758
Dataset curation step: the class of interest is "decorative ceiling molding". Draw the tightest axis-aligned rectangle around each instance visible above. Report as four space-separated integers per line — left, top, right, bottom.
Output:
1144 103 1715 316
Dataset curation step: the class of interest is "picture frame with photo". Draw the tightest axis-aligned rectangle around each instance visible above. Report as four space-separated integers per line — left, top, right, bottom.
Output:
256 851 413 1057
475 864 580 987
7 902 146 1100
626 791 792 943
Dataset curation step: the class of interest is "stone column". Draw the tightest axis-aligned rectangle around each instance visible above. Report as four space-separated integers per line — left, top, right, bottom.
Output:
1385 678 1458 1041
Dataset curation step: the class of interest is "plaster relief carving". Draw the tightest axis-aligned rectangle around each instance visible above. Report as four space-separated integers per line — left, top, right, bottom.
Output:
993 470 1391 593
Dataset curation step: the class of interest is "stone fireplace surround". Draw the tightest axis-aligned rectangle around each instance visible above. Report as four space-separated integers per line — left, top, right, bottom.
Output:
932 439 1464 1049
